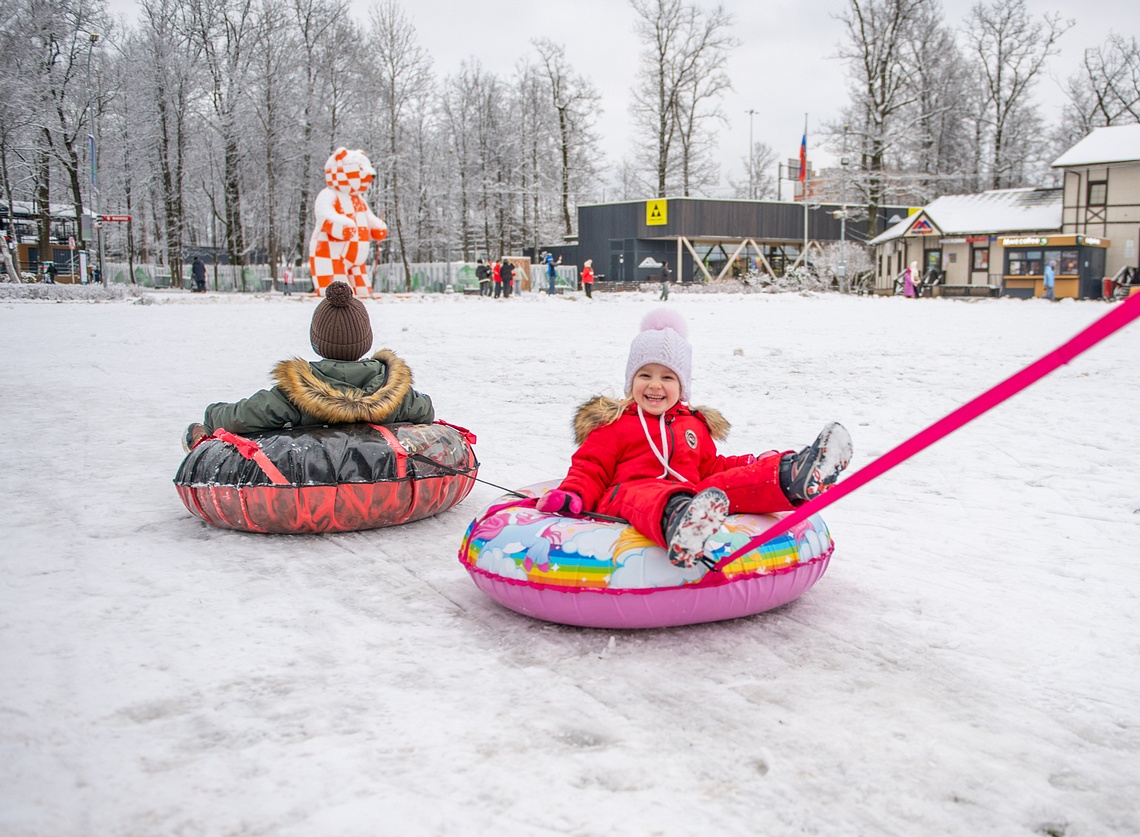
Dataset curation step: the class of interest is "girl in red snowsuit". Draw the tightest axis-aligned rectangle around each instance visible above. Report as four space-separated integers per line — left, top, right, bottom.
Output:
538 310 852 568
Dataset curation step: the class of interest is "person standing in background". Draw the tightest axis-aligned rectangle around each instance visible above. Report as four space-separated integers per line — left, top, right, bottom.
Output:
903 261 917 298
545 252 561 294
581 259 595 299
1043 260 1056 301
476 259 491 297
282 262 294 296
191 256 207 293
500 257 515 298
659 261 671 301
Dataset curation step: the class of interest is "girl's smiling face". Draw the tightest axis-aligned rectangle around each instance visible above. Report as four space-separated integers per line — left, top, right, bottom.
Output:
631 363 681 416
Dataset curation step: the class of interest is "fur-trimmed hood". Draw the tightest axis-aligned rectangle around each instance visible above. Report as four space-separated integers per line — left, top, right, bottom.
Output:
272 349 415 425
572 396 729 445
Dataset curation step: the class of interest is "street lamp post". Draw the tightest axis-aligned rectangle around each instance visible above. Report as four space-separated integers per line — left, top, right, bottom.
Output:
745 109 757 199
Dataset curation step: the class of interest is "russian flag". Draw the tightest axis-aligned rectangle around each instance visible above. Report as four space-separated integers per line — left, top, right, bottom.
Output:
798 133 807 183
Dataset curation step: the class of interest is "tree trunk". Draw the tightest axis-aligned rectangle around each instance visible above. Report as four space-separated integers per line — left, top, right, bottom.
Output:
37 144 51 270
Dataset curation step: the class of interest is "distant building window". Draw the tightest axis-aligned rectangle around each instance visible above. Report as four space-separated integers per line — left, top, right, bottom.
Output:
1088 181 1107 206
1006 249 1043 276
972 247 989 271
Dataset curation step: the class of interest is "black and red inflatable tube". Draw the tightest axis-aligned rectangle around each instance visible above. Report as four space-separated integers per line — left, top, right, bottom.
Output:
173 421 478 534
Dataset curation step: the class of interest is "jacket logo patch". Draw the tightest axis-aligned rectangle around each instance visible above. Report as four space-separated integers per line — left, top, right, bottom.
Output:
685 429 698 450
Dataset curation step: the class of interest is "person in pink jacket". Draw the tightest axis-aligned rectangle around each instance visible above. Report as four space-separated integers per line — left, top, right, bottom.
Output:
903 261 918 298
537 309 852 569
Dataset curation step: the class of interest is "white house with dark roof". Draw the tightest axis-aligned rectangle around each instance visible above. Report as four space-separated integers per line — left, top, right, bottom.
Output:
1052 123 1140 284
869 125 1138 299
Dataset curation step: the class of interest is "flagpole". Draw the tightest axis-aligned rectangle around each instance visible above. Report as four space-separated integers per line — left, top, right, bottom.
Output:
802 113 809 262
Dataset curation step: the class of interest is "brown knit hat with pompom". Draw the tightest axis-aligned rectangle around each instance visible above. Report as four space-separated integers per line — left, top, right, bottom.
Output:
310 281 373 361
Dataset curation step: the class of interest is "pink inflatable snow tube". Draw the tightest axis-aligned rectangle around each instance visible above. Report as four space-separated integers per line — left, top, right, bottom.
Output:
457 481 834 629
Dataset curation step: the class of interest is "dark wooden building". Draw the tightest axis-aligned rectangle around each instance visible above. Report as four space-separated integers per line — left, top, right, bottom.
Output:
568 198 912 284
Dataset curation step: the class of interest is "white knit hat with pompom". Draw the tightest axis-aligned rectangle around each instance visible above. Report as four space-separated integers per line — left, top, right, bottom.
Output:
625 308 693 401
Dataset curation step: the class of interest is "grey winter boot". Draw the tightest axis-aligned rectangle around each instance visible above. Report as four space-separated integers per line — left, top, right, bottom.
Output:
779 422 853 504
662 487 730 569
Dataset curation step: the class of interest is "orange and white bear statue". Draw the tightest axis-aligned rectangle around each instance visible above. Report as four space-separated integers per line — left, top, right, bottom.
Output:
308 147 388 296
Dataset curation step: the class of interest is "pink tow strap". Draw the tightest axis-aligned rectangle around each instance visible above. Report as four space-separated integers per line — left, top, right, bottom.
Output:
716 291 1140 569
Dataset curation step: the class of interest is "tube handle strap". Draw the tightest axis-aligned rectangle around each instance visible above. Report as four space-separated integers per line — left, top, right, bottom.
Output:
369 423 408 479
433 419 477 446
210 429 291 486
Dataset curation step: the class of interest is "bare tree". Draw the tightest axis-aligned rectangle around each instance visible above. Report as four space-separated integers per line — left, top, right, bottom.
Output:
289 0 347 266
671 6 735 196
532 38 604 237
834 0 930 237
183 0 254 274
629 0 736 198
513 59 554 258
0 0 36 278
440 62 485 260
26 0 110 257
134 0 196 284
1059 34 1140 149
366 0 433 291
965 0 1072 188
729 141 777 199
902 2 973 200
249 0 298 286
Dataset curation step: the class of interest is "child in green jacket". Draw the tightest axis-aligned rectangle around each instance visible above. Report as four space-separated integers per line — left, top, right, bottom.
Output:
183 281 434 449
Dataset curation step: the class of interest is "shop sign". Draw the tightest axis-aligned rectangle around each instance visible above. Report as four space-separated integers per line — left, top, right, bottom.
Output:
910 218 937 234
1002 236 1048 246
966 236 988 243
940 237 967 244
1077 235 1102 246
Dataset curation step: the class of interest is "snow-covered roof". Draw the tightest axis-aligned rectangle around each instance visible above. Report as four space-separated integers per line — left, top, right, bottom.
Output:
1052 124 1140 168
869 188 1061 246
0 201 89 219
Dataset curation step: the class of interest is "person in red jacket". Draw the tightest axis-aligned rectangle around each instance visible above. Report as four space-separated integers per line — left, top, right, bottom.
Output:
581 258 595 298
492 258 503 298
537 309 852 569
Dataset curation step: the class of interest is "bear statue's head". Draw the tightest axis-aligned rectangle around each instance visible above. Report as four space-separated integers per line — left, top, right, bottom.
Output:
324 148 375 195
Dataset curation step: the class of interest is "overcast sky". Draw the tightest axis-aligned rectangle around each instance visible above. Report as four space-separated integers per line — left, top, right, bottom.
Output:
109 0 1140 196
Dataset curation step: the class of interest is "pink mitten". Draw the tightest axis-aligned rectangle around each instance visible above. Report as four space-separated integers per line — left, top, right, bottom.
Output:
536 489 583 515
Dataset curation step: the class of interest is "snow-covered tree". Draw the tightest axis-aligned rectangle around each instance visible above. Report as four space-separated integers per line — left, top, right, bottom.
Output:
182 0 256 273
833 0 932 237
1058 34 1140 152
964 0 1072 189
728 141 777 200
532 38 604 237
628 0 736 198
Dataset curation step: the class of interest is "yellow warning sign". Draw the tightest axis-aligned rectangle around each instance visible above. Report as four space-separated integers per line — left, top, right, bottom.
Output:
646 199 668 226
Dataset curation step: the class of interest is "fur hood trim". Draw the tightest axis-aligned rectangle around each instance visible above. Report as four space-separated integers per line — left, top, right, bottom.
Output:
272 349 413 424
572 396 729 445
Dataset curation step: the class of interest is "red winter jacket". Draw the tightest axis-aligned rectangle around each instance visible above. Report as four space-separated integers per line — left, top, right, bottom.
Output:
492 262 502 282
581 266 594 284
557 398 754 512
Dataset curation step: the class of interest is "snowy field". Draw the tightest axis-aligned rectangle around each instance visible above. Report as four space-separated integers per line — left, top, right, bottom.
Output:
2 287 1139 836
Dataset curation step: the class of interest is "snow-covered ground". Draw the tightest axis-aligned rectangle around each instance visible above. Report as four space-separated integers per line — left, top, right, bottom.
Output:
2 288 1138 836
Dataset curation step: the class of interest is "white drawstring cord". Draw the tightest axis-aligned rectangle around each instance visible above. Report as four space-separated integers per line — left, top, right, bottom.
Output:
637 406 688 482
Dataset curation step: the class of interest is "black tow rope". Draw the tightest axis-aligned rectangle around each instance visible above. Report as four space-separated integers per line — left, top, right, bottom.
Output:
407 452 628 524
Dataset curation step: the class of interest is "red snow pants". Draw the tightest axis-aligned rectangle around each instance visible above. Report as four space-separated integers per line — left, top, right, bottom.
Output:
594 450 795 548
